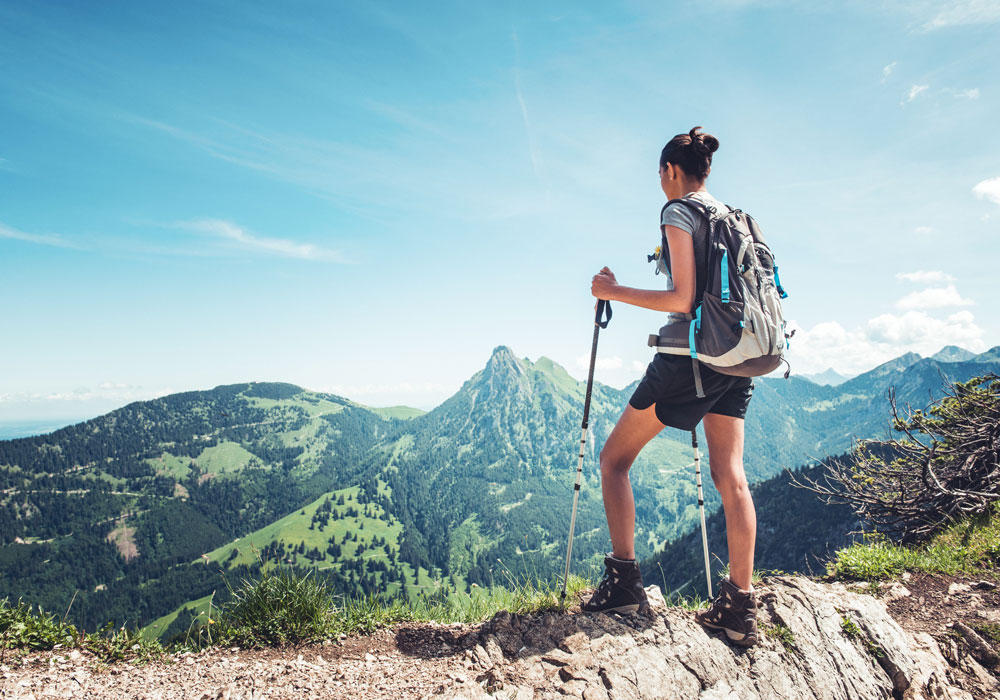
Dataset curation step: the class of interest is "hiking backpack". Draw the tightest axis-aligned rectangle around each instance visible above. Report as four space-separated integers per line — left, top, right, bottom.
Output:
647 195 791 398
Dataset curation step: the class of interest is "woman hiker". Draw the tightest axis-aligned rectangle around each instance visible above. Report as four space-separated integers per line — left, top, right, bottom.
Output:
583 126 758 647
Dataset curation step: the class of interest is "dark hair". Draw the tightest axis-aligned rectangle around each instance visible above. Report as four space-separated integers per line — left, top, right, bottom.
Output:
659 126 720 181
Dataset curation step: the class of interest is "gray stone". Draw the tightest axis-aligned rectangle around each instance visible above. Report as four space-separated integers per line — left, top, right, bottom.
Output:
468 576 994 700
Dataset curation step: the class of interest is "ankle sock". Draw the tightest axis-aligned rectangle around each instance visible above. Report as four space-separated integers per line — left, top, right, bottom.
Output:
609 553 636 564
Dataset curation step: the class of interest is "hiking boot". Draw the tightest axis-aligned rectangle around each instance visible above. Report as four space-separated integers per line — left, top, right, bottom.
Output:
581 554 649 614
695 578 758 646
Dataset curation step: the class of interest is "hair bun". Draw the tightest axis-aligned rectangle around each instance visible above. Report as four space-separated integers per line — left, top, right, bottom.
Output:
660 126 720 182
688 126 719 154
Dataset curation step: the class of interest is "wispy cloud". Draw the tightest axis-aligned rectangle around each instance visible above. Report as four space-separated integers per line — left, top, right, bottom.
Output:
512 31 545 188
175 219 347 262
896 285 973 310
904 84 929 103
953 87 980 99
124 113 508 221
919 0 1000 31
0 383 170 404
913 226 934 235
973 176 1000 205
0 222 80 249
896 270 954 283
881 61 897 81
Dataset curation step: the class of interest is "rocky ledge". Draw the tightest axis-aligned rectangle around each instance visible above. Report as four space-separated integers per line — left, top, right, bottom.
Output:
3 576 998 700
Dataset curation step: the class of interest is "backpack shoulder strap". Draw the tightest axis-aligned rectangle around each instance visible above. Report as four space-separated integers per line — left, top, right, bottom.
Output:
663 195 730 224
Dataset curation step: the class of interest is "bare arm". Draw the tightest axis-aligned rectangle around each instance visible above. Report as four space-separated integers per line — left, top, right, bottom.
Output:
591 226 695 313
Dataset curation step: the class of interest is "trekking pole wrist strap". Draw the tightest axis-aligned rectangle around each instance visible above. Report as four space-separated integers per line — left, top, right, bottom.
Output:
595 299 612 328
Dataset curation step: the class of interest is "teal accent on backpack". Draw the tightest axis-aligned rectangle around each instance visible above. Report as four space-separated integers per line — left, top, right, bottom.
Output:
774 263 787 299
720 249 730 303
689 306 701 359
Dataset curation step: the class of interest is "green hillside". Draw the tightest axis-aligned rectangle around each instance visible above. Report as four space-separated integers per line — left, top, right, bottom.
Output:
2 346 997 635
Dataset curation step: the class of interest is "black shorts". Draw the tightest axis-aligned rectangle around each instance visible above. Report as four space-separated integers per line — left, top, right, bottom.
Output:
628 354 753 431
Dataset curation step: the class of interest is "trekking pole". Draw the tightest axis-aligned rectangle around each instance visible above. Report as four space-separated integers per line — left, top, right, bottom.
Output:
561 299 612 603
692 429 713 598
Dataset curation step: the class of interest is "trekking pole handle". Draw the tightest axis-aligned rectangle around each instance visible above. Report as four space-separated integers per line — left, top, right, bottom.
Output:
595 299 612 329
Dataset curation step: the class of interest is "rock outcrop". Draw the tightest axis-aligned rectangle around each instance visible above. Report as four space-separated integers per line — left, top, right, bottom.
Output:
2 577 997 700
462 576 997 700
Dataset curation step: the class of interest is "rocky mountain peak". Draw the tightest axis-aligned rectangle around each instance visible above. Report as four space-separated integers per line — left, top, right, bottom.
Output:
931 345 976 363
483 345 526 380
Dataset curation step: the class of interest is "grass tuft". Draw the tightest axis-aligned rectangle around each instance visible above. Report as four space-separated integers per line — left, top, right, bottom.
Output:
0 598 165 664
217 567 339 647
761 622 797 653
0 598 77 653
838 612 885 659
82 623 166 664
974 623 1000 645
827 506 1000 582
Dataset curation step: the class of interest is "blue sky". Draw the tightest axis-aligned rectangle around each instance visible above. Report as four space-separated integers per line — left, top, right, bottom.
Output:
1 0 998 421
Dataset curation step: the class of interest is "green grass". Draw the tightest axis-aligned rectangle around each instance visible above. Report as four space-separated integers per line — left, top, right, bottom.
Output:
214 568 338 647
146 451 192 480
839 613 885 658
244 394 346 418
202 486 401 569
141 593 215 640
827 505 1000 582
761 622 797 652
6 564 646 662
802 393 868 413
448 514 495 577
974 623 1000 644
368 405 426 420
1 598 77 652
1 598 165 664
195 441 258 475
179 566 593 651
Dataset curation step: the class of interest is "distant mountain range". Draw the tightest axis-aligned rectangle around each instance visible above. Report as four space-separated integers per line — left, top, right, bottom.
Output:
1 344 997 635
795 345 982 387
796 368 849 386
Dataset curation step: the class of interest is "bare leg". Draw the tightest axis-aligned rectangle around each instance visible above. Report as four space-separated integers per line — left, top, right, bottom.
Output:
599 404 666 560
702 412 756 591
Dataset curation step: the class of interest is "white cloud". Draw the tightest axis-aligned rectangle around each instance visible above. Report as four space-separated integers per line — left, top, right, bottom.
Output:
920 0 1000 30
913 226 933 235
631 359 648 372
176 219 345 262
881 61 897 81
904 84 929 102
895 285 974 310
954 88 980 99
973 177 1000 205
786 310 986 376
895 270 955 283
0 384 168 404
0 222 79 248
576 355 623 370
867 310 981 346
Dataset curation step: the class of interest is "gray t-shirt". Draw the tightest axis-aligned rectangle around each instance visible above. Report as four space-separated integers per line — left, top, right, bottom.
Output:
658 190 726 324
